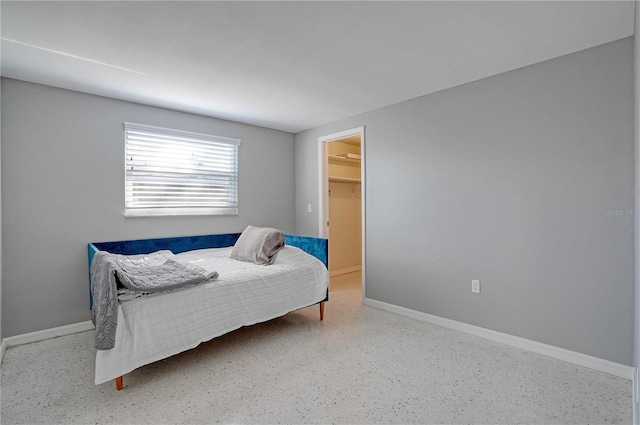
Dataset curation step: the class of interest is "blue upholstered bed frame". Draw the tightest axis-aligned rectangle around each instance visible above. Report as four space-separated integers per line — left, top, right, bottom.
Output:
88 233 328 309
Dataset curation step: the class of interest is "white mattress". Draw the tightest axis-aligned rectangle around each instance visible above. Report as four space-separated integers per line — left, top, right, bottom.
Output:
95 245 328 385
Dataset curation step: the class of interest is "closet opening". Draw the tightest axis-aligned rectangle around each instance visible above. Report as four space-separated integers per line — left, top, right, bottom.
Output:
318 127 365 301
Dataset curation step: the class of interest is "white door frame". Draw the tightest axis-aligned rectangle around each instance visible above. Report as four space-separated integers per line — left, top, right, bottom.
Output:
318 126 366 301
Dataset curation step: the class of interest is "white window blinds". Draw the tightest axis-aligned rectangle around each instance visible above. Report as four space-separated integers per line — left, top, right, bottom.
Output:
124 122 240 216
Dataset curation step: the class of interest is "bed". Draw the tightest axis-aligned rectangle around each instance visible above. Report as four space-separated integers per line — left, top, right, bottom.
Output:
88 231 328 389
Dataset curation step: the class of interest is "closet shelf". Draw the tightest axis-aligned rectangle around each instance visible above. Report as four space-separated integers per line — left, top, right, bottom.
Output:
328 155 360 164
329 176 361 183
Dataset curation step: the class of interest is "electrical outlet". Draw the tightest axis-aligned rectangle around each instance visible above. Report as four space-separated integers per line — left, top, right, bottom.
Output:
472 279 481 294
307 204 312 213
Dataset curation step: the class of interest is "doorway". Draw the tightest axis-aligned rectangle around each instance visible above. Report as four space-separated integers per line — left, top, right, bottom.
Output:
318 127 365 300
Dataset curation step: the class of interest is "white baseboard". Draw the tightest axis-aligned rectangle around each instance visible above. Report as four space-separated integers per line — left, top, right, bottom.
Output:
363 297 635 381
0 302 635 382
330 266 362 277
1 321 95 361
0 339 6 364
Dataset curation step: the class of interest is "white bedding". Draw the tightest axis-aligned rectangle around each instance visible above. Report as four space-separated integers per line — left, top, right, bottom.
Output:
95 245 328 385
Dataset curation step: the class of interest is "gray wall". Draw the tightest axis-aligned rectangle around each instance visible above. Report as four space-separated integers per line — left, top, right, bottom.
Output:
0 61 3 343
634 2 639 418
295 38 635 365
1 78 296 338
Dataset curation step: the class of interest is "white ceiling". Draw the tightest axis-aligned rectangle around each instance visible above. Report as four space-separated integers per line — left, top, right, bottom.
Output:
1 1 635 133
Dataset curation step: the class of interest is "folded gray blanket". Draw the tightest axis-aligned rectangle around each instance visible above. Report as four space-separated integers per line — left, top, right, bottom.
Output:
230 225 285 265
90 250 217 350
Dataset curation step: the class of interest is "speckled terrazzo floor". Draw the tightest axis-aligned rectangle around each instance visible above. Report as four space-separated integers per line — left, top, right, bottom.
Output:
0 272 632 424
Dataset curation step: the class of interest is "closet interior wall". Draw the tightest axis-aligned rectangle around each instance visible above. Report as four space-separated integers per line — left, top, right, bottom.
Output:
327 140 362 276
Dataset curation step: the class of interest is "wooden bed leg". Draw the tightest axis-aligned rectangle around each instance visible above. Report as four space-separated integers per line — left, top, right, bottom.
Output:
319 302 325 321
115 376 123 390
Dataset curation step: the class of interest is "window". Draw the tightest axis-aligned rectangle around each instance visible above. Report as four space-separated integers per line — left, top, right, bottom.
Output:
124 122 240 217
